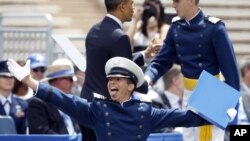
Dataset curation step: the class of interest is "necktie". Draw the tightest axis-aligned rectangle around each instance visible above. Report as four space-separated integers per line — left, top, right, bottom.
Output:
3 100 10 115
178 98 183 109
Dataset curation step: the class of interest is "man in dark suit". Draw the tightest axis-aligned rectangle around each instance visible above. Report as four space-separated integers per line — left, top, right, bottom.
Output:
80 0 159 140
27 58 80 135
81 0 154 101
0 60 28 134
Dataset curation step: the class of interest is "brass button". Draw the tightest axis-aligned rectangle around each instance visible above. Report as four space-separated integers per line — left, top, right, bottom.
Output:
137 135 141 139
138 106 143 111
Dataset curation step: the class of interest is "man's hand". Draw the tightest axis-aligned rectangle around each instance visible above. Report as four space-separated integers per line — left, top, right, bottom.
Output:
7 59 31 81
144 38 162 58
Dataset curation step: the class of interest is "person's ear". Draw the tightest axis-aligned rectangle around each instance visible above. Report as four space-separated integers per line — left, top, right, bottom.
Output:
119 1 127 12
128 83 135 92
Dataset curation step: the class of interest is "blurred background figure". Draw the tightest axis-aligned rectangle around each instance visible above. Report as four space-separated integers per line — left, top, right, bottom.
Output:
133 3 160 53
148 65 184 134
150 65 184 109
27 53 47 81
0 60 28 134
127 0 169 53
238 58 250 125
239 58 250 96
142 0 169 42
162 66 184 109
27 58 80 135
72 65 85 97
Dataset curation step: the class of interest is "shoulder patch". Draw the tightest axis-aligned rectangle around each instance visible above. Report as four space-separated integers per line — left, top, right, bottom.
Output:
206 16 221 24
93 92 106 100
171 16 182 23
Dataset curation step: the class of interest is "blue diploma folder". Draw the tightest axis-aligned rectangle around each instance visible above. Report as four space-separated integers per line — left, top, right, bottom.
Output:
188 70 240 129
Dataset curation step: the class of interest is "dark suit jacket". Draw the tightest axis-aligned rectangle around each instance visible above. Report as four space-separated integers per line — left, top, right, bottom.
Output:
0 95 28 134
27 97 80 134
81 16 144 101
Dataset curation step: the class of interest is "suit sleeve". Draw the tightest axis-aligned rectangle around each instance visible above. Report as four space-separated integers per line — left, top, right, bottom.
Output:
212 22 240 91
111 34 144 66
145 26 177 84
150 108 209 131
27 99 60 134
35 83 95 129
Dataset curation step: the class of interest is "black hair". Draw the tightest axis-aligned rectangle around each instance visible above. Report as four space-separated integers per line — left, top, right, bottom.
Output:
143 0 166 28
141 5 158 37
104 0 128 12
195 0 200 5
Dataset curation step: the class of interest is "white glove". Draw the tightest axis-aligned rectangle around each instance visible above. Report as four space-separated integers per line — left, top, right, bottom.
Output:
144 75 152 87
227 108 237 122
7 59 31 81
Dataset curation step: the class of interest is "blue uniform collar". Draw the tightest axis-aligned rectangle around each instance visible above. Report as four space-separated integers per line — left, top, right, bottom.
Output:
186 9 204 25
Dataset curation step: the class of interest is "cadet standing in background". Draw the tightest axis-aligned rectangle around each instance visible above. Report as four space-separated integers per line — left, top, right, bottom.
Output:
144 0 240 141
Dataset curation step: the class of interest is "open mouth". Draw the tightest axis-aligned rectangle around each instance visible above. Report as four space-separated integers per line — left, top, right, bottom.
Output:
110 87 119 96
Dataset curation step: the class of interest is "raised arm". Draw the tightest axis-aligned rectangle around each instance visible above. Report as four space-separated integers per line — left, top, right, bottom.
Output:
7 59 95 128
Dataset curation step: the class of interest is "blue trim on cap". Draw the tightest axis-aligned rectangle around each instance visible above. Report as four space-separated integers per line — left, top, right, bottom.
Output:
30 62 47 69
47 69 74 78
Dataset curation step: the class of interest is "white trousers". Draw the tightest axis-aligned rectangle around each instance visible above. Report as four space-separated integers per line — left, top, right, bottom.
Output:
182 90 225 141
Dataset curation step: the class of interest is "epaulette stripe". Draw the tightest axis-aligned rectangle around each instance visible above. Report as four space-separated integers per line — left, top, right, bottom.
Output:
93 92 106 100
206 16 221 24
171 16 182 23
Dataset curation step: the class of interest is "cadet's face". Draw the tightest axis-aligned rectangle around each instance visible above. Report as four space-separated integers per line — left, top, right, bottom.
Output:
172 0 190 19
0 76 15 92
107 77 134 103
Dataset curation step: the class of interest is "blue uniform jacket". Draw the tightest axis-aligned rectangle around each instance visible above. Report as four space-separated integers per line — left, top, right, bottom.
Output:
36 83 208 141
145 10 240 90
0 94 28 134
